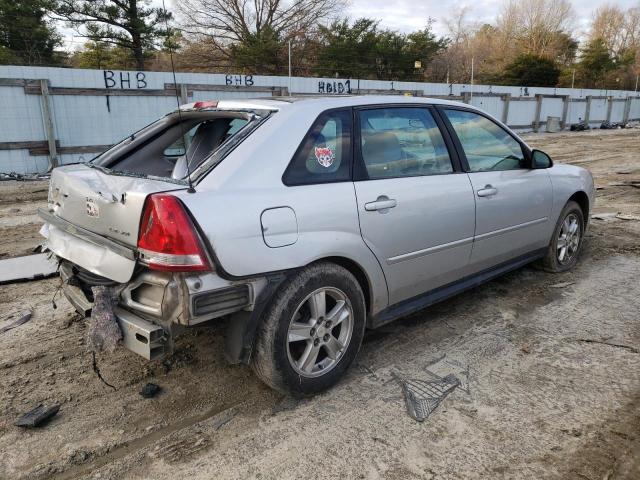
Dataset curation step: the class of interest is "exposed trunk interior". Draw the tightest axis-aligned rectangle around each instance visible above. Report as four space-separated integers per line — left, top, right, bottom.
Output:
93 111 252 180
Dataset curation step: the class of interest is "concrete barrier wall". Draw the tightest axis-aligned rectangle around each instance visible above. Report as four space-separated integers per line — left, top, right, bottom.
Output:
1 65 639 174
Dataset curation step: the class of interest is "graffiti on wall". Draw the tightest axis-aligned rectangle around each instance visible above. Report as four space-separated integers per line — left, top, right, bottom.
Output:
225 74 254 86
318 80 351 94
103 71 147 89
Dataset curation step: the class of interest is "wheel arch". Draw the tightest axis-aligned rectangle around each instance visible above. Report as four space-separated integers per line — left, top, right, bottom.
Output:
225 256 375 366
568 190 590 226
309 256 373 317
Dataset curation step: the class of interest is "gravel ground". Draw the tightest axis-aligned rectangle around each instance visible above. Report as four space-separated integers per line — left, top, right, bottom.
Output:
0 128 639 480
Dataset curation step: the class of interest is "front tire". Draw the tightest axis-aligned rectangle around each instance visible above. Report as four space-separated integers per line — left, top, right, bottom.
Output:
251 262 366 396
540 200 585 273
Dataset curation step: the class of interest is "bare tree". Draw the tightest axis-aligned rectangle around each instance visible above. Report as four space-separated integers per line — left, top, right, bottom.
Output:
177 0 338 64
498 0 574 58
591 4 640 56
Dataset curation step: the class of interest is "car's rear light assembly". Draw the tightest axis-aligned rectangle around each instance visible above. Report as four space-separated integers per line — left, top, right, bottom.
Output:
137 194 211 272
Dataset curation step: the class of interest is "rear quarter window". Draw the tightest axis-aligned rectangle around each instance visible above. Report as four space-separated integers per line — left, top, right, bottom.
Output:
282 109 352 186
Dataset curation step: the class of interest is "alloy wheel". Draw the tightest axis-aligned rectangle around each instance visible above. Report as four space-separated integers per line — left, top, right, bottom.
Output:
557 212 581 264
286 287 354 377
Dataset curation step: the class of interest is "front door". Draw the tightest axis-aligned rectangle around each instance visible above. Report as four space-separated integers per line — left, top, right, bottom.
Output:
353 106 476 305
440 108 553 271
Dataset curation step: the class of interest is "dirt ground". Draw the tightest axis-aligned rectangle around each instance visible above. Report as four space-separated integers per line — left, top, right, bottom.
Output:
0 129 639 480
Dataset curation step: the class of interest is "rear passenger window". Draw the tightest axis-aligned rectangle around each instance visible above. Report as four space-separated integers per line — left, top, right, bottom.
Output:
283 110 352 186
358 108 452 179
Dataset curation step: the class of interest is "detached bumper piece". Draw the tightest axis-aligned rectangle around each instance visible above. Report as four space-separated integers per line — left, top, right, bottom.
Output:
60 263 94 317
114 307 166 361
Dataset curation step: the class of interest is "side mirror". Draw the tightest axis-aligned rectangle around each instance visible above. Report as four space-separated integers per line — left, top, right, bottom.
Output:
532 149 553 169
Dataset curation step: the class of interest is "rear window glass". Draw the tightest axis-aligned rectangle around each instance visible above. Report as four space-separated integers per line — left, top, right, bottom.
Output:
283 109 352 186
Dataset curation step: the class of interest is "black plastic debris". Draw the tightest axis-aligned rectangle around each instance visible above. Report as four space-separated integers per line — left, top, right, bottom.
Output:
401 374 460 422
570 121 589 131
140 383 161 398
14 404 60 428
0 310 32 335
600 121 624 130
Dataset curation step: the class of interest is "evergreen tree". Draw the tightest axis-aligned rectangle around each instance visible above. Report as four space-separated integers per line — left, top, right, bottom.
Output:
0 0 62 65
54 0 170 70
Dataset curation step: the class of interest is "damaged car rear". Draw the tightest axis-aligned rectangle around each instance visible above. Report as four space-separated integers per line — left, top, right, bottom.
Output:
40 99 273 360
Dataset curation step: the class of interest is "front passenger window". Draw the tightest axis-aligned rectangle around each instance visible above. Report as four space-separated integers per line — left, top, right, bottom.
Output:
443 109 526 172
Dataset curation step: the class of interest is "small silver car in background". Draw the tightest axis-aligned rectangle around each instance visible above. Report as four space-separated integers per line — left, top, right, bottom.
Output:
40 96 595 395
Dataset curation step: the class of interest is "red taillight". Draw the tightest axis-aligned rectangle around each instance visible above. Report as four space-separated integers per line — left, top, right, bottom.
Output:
193 100 218 109
137 194 211 272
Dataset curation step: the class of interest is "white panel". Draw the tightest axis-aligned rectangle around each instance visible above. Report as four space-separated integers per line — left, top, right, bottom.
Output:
540 97 564 121
2 65 640 174
588 98 608 125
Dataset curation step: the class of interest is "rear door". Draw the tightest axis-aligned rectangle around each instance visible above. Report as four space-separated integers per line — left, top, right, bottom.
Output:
353 106 476 305
439 108 553 271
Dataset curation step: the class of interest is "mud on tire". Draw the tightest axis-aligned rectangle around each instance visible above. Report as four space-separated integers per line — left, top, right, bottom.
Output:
251 262 366 396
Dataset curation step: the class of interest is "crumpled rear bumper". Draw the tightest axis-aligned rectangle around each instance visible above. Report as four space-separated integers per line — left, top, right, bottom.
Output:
58 259 268 361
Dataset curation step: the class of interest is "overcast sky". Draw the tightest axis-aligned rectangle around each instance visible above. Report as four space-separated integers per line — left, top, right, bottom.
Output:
346 0 639 37
61 0 640 49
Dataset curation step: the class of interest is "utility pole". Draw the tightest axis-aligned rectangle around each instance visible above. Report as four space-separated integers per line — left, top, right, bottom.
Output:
288 39 292 96
470 57 474 101
571 69 575 89
635 74 639 92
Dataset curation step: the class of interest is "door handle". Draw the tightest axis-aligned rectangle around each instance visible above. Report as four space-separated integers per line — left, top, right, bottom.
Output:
365 196 397 212
477 185 498 197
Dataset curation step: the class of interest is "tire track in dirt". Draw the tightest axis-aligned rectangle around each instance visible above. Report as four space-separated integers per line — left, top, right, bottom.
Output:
47 403 245 480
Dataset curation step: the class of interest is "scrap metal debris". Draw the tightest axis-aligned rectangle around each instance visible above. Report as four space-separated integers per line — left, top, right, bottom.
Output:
616 214 640 221
0 254 59 285
592 212 619 221
0 310 32 335
140 383 161 398
0 172 51 182
87 286 122 353
425 355 470 394
398 355 470 422
14 404 60 428
401 374 460 422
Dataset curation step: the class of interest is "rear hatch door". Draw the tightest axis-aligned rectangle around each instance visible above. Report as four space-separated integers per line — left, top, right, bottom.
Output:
40 164 185 283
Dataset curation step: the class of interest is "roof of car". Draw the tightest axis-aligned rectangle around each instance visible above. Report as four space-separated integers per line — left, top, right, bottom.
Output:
190 95 472 113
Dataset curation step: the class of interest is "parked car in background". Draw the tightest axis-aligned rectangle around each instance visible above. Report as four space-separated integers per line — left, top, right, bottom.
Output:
39 96 595 395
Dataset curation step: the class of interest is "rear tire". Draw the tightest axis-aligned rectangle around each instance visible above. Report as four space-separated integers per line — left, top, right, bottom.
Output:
540 200 585 273
251 262 366 396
